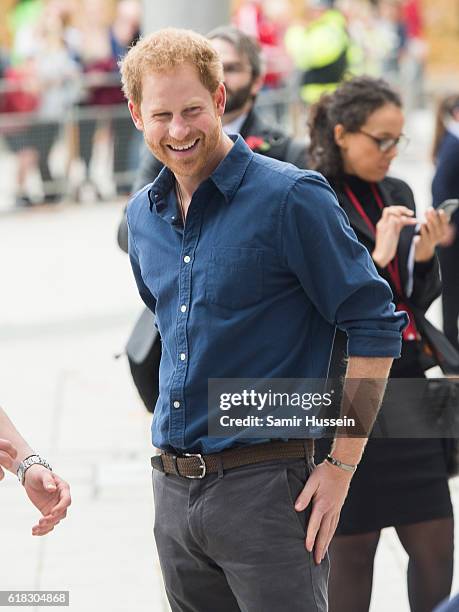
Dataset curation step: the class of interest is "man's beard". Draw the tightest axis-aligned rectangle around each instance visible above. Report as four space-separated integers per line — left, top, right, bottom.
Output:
224 82 253 114
144 120 222 178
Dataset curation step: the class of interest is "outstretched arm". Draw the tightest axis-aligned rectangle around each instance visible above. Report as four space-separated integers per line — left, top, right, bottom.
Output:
0 407 71 536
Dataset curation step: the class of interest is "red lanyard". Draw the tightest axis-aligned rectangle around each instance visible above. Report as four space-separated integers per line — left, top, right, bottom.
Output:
344 183 418 341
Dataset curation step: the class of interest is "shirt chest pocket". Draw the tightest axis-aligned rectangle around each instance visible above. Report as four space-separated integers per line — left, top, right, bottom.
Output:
206 247 263 310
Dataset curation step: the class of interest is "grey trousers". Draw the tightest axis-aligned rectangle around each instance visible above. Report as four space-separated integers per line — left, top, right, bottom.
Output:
152 456 329 612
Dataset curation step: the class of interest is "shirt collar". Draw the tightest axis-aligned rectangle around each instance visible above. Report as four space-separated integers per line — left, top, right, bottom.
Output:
148 165 175 213
210 134 253 203
446 118 459 140
147 134 253 212
223 113 248 136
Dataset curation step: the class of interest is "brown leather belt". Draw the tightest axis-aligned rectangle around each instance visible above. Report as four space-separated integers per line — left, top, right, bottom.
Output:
151 439 314 479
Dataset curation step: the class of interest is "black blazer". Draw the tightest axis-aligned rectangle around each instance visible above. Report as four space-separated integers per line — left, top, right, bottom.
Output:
330 176 448 374
236 107 308 169
334 176 441 312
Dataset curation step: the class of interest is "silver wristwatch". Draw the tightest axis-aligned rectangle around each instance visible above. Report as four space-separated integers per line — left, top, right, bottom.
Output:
17 455 52 485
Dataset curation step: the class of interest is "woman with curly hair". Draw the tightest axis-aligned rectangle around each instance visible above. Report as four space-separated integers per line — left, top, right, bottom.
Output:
309 76 453 612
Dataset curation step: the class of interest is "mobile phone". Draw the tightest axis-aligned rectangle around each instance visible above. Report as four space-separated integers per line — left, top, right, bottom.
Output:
437 199 459 218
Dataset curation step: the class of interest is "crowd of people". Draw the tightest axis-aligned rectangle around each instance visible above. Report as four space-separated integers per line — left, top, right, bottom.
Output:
0 0 141 205
0 0 434 207
235 0 427 104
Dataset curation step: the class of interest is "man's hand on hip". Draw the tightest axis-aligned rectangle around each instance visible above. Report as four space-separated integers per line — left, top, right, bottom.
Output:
294 461 353 565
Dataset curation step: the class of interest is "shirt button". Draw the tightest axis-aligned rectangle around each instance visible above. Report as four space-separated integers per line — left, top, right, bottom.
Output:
183 255 191 263
180 353 186 361
173 401 180 409
180 305 187 313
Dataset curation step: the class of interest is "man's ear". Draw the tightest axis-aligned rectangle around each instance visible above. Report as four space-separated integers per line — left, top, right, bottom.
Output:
214 82 226 117
128 101 144 131
250 74 264 98
334 124 347 149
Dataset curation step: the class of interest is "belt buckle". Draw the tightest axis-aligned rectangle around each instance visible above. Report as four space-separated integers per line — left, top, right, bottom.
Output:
183 453 207 479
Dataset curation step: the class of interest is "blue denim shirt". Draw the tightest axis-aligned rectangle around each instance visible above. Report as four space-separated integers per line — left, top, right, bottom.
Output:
127 135 408 453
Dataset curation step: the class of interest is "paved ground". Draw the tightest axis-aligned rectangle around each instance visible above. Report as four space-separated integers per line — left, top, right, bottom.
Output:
0 109 458 611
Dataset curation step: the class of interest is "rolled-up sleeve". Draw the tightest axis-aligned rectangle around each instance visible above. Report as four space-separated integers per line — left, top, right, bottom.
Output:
280 173 408 357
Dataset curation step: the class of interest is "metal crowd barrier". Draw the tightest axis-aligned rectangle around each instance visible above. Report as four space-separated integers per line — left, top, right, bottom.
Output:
0 74 303 210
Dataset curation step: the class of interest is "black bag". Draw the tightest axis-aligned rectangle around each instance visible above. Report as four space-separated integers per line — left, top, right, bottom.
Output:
425 380 459 477
403 305 459 476
126 309 161 414
127 340 161 414
410 304 459 374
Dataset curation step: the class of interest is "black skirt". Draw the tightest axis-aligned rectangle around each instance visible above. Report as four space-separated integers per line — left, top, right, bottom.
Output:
317 349 453 535
333 437 452 535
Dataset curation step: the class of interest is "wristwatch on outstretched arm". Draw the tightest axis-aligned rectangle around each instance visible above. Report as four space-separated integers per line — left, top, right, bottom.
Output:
17 455 52 485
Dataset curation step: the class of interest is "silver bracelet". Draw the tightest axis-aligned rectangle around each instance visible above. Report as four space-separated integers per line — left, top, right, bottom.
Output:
325 454 357 473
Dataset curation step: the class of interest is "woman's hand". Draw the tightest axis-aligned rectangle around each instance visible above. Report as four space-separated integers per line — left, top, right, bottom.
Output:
414 208 450 262
372 206 418 268
439 223 457 248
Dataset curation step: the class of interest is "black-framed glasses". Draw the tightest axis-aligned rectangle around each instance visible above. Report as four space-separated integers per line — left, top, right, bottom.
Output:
359 130 409 153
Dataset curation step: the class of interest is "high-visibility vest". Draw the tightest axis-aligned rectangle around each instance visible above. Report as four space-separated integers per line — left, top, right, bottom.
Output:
285 10 351 105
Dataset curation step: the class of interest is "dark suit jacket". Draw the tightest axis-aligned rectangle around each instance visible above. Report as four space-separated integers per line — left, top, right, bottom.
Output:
117 107 307 252
432 131 459 222
330 176 442 375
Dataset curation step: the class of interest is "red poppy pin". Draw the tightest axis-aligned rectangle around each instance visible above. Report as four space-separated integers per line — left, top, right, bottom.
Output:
245 136 271 152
